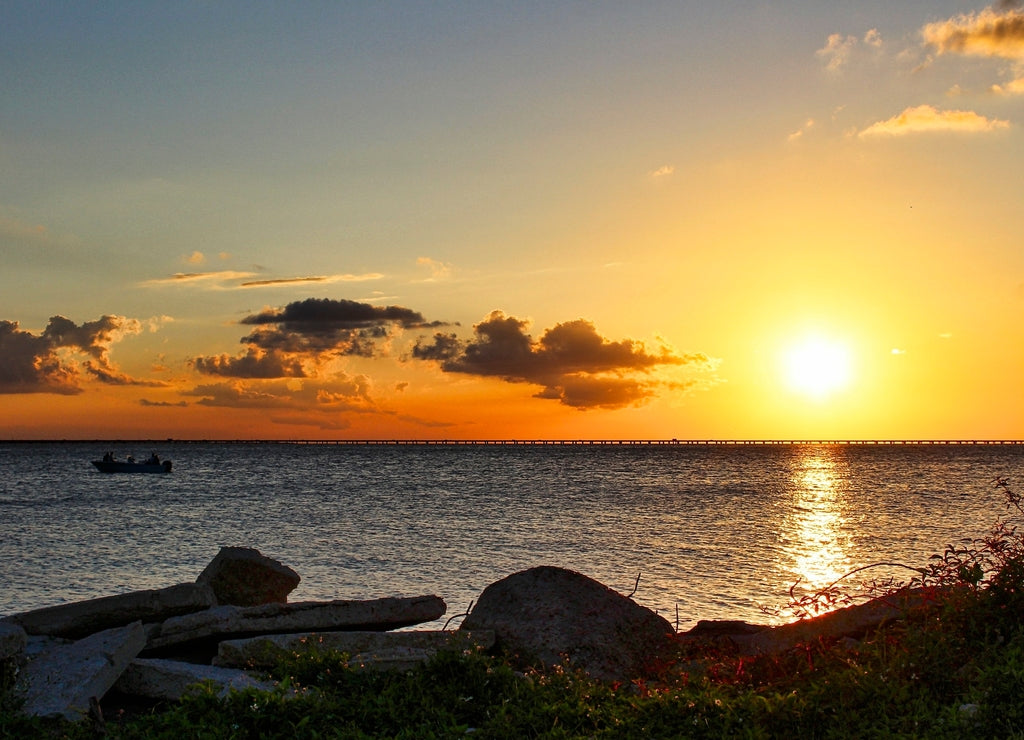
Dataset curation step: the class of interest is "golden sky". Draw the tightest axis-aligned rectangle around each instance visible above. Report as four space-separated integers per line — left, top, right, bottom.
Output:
2 3 1022 440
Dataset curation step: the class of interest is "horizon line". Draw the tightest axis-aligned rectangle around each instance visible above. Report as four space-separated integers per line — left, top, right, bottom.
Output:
3 438 1022 446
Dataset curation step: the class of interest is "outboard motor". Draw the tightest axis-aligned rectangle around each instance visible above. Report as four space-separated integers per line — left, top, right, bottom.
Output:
163 460 173 472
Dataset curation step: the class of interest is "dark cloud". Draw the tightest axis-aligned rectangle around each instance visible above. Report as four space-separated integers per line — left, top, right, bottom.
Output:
192 297 453 374
191 348 307 378
240 297 449 355
413 311 711 409
0 315 152 394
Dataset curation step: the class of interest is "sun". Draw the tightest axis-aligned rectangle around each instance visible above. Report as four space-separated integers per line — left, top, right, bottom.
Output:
781 335 853 400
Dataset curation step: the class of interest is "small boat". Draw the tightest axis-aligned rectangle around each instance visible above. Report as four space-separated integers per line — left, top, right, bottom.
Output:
92 456 172 473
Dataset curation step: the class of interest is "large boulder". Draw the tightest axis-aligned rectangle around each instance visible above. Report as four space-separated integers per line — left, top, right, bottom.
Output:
459 566 677 682
2 583 216 639
197 547 300 606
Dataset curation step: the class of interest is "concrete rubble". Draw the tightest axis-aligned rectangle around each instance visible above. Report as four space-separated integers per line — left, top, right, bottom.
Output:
0 547 449 723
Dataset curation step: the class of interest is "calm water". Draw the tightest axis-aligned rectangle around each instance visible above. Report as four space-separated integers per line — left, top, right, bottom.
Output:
1 442 1021 630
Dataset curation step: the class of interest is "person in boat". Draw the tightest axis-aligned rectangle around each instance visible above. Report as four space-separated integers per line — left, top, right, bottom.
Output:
102 452 112 462
146 453 160 465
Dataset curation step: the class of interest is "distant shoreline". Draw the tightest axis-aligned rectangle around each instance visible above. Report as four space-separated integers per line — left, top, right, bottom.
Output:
2 438 1023 446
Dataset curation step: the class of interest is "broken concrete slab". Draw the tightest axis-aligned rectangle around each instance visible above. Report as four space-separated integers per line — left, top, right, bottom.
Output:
0 621 27 662
3 583 216 639
213 629 495 669
16 621 146 721
115 658 276 701
146 596 446 651
197 547 300 606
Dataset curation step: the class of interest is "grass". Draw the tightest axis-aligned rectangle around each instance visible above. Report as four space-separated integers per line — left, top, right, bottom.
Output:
4 478 1024 738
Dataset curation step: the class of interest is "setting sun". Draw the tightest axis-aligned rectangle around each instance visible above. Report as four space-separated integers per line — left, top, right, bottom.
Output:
781 336 853 400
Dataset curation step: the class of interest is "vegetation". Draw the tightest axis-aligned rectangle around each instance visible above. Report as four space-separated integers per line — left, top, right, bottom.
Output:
5 478 1024 738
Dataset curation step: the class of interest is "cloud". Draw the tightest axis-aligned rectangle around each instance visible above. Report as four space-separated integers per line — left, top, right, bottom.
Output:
185 251 206 265
416 257 452 281
649 165 675 178
991 76 1024 95
183 375 372 411
0 315 158 394
788 118 815 142
859 104 1010 137
237 297 449 356
191 297 452 379
412 310 711 410
142 271 259 287
817 33 858 71
922 7 1024 59
144 271 384 289
191 348 307 378
241 273 385 288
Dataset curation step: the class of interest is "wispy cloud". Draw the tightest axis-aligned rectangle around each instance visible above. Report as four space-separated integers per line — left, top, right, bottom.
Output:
415 257 452 282
817 29 882 72
859 104 1010 137
649 164 675 178
143 271 384 289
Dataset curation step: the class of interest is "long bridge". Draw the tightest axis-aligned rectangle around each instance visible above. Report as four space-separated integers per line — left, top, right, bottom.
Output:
20 438 1019 446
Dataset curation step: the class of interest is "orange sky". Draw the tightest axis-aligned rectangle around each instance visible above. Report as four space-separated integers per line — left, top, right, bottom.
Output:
2 3 1023 440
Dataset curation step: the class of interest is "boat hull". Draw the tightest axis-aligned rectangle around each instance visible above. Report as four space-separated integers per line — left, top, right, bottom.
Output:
92 460 172 473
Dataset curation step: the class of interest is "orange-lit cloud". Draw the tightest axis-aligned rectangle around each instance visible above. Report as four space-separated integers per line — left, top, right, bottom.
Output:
416 257 452 281
191 348 307 378
922 7 1024 59
991 77 1024 95
817 29 882 72
859 104 1010 137
0 315 161 394
143 271 384 289
412 310 711 409
182 375 372 412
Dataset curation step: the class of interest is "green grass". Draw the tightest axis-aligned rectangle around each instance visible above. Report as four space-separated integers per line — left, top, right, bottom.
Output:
5 478 1024 738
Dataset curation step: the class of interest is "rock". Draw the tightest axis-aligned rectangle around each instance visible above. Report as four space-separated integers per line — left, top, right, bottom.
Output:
214 629 495 670
2 583 216 640
115 658 275 701
197 547 300 606
0 621 27 662
733 588 934 655
16 621 146 721
459 566 677 682
146 596 447 652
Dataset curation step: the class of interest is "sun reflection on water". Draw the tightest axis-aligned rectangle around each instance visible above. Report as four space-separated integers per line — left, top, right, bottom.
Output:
779 446 854 613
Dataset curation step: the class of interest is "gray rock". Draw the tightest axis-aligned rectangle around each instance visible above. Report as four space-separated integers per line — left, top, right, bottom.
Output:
214 629 495 669
0 621 27 662
197 547 300 606
147 596 447 651
16 621 146 721
115 658 275 700
732 588 933 655
459 566 677 682
2 582 216 639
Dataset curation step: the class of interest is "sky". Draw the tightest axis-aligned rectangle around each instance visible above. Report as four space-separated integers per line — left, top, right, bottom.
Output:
2 1 1023 441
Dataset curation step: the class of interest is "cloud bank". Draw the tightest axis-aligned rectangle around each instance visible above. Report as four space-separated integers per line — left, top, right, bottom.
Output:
0 315 160 394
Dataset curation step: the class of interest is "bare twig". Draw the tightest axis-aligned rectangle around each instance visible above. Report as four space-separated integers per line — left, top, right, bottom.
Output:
626 572 641 599
442 600 474 631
